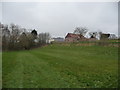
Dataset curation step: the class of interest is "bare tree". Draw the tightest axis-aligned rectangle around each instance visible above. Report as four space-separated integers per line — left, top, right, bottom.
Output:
27 33 35 47
8 24 21 50
19 32 29 49
74 27 88 36
38 33 50 44
2 24 10 37
44 33 51 43
2 24 10 50
10 24 21 37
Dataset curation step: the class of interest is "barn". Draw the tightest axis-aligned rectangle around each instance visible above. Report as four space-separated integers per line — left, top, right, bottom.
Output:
65 33 87 42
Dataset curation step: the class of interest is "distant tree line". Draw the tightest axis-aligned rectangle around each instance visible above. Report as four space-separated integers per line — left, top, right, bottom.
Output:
0 23 50 51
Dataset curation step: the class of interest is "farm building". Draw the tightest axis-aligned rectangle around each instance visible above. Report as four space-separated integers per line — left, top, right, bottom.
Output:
65 33 87 42
109 34 117 39
53 37 64 42
48 38 55 43
89 35 97 41
100 33 110 40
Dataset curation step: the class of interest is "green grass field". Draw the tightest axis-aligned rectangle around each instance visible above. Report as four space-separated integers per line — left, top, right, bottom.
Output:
2 44 118 88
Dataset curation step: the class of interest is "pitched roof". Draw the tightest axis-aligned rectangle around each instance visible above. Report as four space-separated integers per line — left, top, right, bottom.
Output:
65 33 84 38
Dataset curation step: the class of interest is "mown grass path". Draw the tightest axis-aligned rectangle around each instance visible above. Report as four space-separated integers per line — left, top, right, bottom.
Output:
3 45 118 88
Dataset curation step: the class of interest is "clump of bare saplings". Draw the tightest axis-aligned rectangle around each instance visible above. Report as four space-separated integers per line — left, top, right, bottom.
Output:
0 23 50 51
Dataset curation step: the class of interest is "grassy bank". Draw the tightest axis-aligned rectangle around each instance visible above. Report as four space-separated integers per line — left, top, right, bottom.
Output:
2 44 118 88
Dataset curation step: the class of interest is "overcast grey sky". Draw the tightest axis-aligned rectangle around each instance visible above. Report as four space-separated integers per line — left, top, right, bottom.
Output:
1 2 118 37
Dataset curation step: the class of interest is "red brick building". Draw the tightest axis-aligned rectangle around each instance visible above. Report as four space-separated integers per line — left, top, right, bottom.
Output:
65 33 87 42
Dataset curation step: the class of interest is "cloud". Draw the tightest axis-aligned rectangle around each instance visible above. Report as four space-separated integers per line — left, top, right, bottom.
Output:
2 2 118 37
